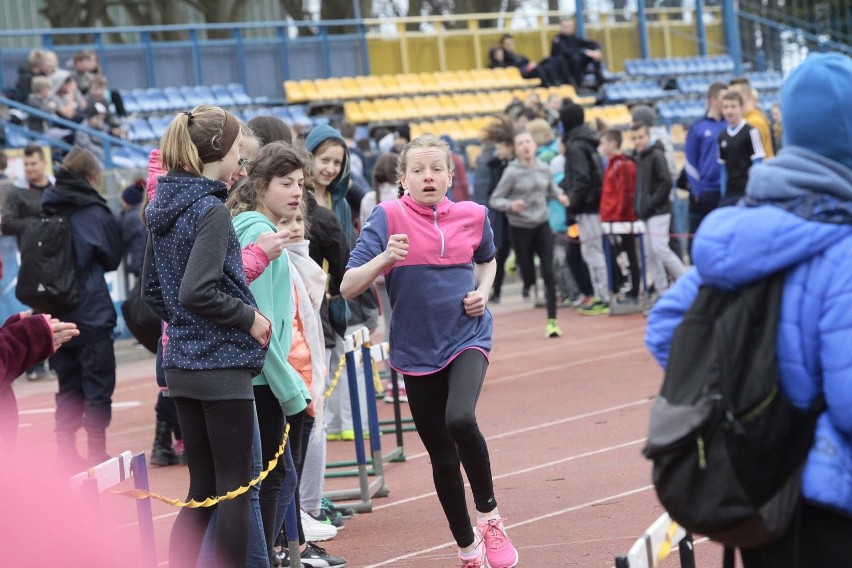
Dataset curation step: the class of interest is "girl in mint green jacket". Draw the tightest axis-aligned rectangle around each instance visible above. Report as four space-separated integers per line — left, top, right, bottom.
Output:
228 141 310 562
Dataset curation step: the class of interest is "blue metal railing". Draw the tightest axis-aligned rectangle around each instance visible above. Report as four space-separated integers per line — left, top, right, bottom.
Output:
0 94 151 169
0 19 371 99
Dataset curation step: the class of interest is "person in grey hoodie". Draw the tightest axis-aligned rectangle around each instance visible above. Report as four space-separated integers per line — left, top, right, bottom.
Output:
490 130 568 338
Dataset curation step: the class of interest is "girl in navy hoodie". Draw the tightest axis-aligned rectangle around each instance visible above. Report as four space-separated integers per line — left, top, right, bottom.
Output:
142 105 271 568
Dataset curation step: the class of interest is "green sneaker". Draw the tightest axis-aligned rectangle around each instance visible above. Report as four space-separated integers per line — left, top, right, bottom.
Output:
546 318 562 338
578 300 610 316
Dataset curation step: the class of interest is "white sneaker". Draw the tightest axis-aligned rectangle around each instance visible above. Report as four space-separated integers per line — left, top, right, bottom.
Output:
301 509 338 542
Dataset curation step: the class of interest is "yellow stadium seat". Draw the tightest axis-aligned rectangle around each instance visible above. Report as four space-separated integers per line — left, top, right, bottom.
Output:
437 71 464 92
284 80 307 104
340 77 360 99
299 80 321 103
418 72 439 94
396 73 423 95
438 93 460 116
355 75 384 98
396 97 418 120
380 75 403 96
455 70 476 91
343 101 366 124
358 100 380 123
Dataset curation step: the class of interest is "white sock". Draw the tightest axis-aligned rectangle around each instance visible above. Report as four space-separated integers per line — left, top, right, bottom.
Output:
477 509 500 523
459 544 481 559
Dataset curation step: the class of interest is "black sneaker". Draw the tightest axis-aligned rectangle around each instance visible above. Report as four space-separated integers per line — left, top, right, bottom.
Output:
277 547 290 568
300 542 347 567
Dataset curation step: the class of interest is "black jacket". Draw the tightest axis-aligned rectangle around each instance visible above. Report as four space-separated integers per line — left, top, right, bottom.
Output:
42 169 123 335
633 140 673 219
562 125 603 215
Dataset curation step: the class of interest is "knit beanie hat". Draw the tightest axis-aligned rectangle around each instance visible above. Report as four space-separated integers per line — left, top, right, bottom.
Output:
631 104 656 127
122 180 144 207
781 52 852 170
559 103 585 133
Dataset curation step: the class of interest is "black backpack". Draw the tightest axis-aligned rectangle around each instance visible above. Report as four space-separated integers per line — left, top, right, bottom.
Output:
642 271 821 550
15 213 80 315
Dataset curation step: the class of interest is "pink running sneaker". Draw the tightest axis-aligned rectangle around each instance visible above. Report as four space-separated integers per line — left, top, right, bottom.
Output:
458 536 486 568
478 517 518 568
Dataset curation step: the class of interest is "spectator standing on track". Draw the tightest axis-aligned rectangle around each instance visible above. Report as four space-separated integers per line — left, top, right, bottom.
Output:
229 142 311 567
120 179 146 280
142 105 271 568
646 52 852 568
1 144 56 381
43 147 123 471
729 77 775 158
630 122 685 296
599 129 642 306
341 133 519 568
717 90 766 206
490 130 568 338
560 102 610 314
684 82 727 240
480 117 516 304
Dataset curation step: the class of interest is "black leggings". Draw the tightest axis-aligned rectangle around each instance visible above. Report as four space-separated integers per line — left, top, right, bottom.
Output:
510 221 558 319
404 349 496 548
170 397 254 568
254 385 286 561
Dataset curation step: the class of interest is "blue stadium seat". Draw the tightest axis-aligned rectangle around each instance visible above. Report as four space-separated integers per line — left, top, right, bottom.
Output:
227 83 254 106
127 118 157 142
210 84 236 107
121 91 142 114
111 147 150 169
131 89 159 113
147 115 171 139
162 87 188 111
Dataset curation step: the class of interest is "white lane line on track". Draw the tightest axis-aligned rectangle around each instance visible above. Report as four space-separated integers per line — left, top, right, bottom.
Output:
19 400 142 416
487 346 650 385
491 327 644 361
405 398 652 461
363 485 655 568
373 437 646 512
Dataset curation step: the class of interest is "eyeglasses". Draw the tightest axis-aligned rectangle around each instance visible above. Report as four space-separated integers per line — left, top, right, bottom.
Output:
238 157 249 169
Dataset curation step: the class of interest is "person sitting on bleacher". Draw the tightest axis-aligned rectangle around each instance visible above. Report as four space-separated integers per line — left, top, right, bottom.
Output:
74 102 115 161
85 73 127 118
489 34 569 88
12 48 56 103
550 18 605 90
69 50 99 95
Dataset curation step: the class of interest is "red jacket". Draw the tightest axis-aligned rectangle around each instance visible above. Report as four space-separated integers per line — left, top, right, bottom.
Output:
599 153 637 222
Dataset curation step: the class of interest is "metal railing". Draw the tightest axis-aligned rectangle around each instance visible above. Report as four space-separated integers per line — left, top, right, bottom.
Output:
0 94 151 169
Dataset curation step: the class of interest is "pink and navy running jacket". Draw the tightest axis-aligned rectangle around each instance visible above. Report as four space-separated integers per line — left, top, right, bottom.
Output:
348 195 496 375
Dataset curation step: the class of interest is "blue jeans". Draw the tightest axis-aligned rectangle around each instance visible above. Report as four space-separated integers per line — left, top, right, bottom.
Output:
197 406 268 567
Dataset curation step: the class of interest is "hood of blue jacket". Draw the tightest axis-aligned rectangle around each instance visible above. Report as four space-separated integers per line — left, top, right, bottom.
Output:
304 124 351 202
692 146 852 289
146 172 227 236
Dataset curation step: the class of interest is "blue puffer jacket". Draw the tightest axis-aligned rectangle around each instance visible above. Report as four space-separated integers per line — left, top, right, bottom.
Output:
646 146 852 516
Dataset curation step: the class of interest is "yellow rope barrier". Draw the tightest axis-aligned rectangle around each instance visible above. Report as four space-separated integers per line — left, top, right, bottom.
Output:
322 343 385 399
111 424 290 508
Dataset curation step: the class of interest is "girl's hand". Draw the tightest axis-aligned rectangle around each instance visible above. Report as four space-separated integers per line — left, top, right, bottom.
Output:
42 315 80 350
255 230 290 261
510 199 525 213
463 290 486 317
558 194 569 206
249 311 272 347
384 234 409 266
